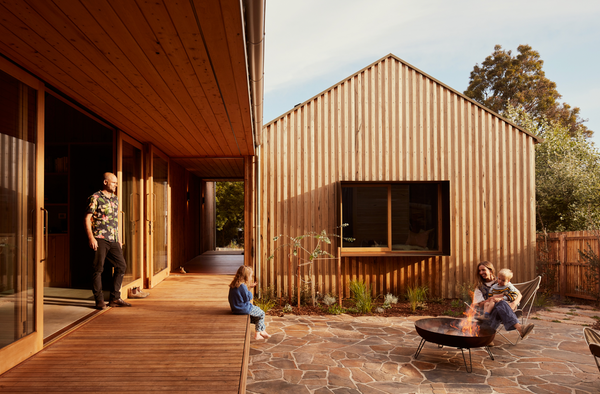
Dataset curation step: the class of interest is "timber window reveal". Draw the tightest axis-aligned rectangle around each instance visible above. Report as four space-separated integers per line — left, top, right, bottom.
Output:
341 182 450 255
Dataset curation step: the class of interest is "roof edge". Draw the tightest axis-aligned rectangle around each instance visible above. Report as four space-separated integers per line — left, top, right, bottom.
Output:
264 53 539 143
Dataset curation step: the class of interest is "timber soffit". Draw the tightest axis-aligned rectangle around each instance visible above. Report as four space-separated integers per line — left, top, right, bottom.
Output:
263 53 540 144
0 0 260 161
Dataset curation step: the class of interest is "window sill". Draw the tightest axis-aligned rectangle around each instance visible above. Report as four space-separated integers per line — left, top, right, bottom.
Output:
341 250 448 257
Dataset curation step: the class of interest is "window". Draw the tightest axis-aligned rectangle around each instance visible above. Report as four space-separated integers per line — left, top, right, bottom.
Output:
341 182 450 255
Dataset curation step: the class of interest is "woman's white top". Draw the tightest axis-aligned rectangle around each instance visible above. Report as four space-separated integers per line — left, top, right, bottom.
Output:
473 280 496 304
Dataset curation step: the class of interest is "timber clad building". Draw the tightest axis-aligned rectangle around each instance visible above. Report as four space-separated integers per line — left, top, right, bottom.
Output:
259 54 537 300
0 2 537 376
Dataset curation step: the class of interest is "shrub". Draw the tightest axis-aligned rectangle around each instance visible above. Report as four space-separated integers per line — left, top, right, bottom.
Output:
382 293 398 309
406 285 429 312
450 299 463 309
254 287 277 312
322 294 337 306
457 282 476 302
283 303 293 313
349 280 373 314
328 304 345 315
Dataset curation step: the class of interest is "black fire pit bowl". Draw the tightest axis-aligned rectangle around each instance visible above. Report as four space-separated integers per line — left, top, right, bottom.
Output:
414 317 496 372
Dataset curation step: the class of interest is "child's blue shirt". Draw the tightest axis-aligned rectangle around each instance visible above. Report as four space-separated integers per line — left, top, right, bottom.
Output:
228 283 253 314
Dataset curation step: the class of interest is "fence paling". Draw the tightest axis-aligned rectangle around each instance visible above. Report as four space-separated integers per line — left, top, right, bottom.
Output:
536 232 600 300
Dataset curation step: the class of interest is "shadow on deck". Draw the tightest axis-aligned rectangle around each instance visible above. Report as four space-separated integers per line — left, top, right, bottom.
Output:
0 275 250 393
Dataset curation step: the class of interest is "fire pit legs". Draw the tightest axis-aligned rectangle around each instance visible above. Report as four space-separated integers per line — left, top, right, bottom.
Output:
414 338 494 373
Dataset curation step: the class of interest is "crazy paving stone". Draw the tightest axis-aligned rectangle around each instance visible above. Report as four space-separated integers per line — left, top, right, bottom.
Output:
422 369 486 384
489 367 521 377
443 383 493 393
298 363 329 371
412 360 436 371
355 383 388 394
543 348 596 364
292 352 314 365
312 353 339 367
516 374 548 386
340 359 364 368
327 374 357 390
252 368 284 381
246 380 311 394
313 388 335 394
369 381 421 393
487 376 518 387
303 371 327 379
559 340 591 353
269 359 297 369
298 378 328 386
283 369 303 384
399 363 423 378
380 362 399 375
348 367 374 383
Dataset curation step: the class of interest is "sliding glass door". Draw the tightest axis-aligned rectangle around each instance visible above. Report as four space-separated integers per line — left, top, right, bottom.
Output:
0 60 44 374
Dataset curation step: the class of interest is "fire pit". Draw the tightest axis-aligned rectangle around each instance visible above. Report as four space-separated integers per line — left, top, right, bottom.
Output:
414 317 496 373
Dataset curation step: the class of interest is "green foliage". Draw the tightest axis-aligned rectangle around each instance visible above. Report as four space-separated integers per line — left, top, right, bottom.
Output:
282 303 293 313
254 286 277 312
215 182 245 248
579 240 600 304
456 282 477 303
268 225 354 306
465 44 590 137
505 105 600 232
349 280 373 314
450 299 463 309
328 304 345 315
533 292 553 308
406 285 429 312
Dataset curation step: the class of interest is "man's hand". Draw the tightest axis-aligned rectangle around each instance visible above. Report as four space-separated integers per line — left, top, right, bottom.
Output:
89 238 98 251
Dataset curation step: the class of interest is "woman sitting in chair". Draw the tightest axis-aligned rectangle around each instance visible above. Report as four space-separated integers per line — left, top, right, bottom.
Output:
472 261 534 340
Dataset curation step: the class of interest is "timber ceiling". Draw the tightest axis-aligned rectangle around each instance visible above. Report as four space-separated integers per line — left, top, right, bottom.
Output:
0 0 255 178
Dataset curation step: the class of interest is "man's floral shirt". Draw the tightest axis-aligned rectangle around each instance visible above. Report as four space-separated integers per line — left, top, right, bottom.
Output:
86 191 119 242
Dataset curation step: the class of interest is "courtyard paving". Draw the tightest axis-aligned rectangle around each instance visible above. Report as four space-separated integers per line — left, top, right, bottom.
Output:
246 306 600 394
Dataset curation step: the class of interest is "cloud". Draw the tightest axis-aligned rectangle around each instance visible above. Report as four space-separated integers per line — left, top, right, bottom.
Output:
264 0 600 131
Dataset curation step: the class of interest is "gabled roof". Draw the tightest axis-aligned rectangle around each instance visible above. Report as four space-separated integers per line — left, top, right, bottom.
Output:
265 53 539 143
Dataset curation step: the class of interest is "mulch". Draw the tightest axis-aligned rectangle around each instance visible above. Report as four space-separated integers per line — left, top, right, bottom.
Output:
266 298 461 318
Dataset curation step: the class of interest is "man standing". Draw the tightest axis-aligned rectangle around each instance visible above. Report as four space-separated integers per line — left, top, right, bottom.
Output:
85 172 132 310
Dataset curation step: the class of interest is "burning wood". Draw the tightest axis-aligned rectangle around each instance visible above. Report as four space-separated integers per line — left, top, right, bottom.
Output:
450 291 481 337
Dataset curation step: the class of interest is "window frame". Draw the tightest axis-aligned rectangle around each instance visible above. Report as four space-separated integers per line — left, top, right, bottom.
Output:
339 181 450 257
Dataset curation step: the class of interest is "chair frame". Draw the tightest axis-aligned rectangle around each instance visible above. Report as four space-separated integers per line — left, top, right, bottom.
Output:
467 276 541 345
495 275 541 345
583 327 600 372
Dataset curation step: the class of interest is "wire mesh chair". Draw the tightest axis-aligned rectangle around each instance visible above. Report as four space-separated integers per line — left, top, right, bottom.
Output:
495 276 541 345
583 327 600 372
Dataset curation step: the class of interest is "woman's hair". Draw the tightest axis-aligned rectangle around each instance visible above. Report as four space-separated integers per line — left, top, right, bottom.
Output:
476 260 496 289
229 265 253 288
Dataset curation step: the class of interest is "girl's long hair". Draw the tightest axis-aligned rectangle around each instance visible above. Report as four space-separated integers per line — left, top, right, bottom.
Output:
230 265 253 288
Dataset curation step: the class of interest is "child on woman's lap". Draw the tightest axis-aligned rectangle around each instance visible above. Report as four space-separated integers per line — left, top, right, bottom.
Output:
228 265 271 340
480 268 519 319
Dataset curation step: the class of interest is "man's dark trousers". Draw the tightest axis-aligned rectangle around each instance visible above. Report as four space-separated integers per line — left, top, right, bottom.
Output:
92 238 127 303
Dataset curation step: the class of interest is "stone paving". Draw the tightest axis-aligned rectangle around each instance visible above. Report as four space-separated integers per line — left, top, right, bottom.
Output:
246 306 600 394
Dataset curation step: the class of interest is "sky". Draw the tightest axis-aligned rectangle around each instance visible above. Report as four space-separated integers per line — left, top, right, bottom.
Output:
263 0 600 147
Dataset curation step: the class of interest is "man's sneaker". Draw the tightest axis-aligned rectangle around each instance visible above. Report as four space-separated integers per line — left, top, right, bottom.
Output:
128 286 149 298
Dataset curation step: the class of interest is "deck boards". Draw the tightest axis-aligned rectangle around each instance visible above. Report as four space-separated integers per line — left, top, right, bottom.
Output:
0 275 249 393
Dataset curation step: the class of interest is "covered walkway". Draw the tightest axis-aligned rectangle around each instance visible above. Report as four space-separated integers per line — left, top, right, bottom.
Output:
0 275 250 393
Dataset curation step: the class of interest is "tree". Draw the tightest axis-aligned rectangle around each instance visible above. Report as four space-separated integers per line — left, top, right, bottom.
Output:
504 105 600 232
215 181 244 247
465 45 590 137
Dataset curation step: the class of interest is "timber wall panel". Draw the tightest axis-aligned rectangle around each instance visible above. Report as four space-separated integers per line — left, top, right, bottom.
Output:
259 55 537 298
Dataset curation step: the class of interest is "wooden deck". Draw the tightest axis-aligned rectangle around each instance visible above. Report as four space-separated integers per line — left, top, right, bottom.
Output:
0 275 250 393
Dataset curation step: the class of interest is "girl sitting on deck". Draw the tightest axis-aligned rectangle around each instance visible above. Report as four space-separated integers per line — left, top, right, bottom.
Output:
228 265 271 340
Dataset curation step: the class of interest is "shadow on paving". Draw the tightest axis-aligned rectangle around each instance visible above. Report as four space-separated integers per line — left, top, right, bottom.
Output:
246 314 600 394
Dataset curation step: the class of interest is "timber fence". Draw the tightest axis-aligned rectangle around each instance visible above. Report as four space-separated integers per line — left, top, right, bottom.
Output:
536 230 600 300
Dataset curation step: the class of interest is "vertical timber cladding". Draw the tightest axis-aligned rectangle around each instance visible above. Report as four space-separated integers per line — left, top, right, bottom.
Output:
259 54 537 299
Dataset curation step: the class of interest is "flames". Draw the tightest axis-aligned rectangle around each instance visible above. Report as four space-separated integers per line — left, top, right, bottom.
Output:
450 291 481 337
